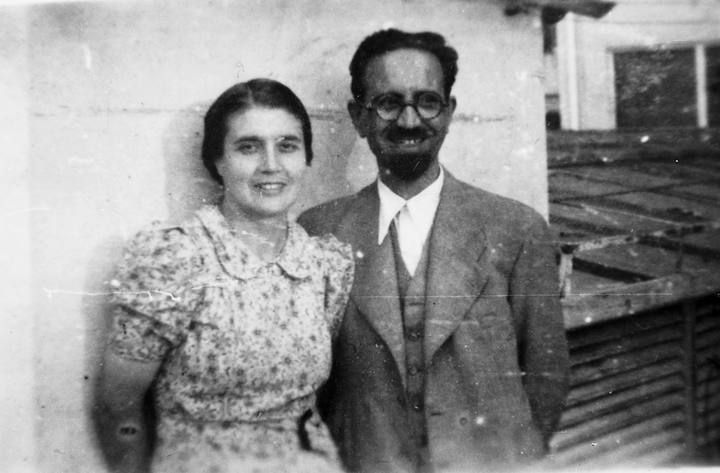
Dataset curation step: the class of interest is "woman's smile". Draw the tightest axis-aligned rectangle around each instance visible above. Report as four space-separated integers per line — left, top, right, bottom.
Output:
253 181 287 194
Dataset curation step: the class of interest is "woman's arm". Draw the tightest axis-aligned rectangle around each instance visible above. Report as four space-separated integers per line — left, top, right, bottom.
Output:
96 349 161 473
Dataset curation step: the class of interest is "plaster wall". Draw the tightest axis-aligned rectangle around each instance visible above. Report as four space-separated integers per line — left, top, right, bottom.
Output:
0 7 36 473
0 1 549 471
557 0 720 130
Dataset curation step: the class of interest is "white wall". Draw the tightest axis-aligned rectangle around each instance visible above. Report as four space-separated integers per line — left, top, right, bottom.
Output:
556 0 720 130
0 6 36 473
0 1 549 471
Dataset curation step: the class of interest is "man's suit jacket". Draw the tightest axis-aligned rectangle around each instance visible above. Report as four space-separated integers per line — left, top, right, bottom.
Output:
298 172 569 473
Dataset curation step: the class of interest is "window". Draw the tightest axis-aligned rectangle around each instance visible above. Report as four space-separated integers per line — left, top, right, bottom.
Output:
707 45 720 127
614 48 696 128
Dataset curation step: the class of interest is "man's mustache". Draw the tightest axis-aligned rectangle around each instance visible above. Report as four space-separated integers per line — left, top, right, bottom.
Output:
385 127 433 141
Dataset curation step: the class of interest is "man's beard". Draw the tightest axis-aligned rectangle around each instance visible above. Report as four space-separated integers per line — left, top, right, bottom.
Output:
378 127 435 181
379 151 434 181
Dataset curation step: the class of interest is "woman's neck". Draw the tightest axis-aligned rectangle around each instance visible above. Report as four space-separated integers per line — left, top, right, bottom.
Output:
219 201 288 262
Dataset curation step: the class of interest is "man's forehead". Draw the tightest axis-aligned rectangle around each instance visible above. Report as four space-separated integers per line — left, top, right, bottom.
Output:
363 48 444 94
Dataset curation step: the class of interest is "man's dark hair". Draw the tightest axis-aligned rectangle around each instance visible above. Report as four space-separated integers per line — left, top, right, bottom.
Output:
349 28 459 102
201 78 313 185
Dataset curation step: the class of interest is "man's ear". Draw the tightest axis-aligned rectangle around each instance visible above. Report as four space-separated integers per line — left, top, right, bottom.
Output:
448 96 457 117
347 100 367 138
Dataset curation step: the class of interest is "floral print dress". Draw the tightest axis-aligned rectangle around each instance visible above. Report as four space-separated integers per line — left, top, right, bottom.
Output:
107 205 354 473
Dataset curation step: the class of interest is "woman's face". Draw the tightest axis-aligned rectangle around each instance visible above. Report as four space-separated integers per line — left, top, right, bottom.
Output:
216 107 308 220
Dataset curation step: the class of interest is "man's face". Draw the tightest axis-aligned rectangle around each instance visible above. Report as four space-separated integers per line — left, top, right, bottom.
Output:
351 48 456 181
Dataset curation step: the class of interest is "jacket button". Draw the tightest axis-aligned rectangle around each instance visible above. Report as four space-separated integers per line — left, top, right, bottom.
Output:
459 417 468 426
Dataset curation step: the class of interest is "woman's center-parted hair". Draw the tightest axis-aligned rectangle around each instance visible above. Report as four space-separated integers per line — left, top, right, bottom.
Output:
201 78 314 185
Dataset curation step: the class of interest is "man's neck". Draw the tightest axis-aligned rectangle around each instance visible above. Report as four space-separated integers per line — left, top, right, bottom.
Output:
378 162 441 200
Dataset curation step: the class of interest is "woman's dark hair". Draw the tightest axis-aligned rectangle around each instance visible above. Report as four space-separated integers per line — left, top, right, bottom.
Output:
201 78 313 184
349 28 459 102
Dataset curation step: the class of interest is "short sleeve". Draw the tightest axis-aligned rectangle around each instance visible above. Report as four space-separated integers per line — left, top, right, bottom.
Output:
317 235 354 339
107 224 201 361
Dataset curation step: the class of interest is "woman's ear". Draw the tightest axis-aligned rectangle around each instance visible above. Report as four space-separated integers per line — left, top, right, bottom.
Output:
347 100 368 138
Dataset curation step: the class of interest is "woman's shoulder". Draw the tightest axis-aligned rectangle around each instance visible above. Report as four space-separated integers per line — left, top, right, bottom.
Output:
117 218 204 285
110 219 207 335
293 224 354 268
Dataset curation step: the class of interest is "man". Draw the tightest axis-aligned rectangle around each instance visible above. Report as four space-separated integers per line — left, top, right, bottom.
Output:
299 29 569 473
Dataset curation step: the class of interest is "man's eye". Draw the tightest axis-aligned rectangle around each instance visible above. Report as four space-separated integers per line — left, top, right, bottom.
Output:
417 93 443 107
376 96 402 111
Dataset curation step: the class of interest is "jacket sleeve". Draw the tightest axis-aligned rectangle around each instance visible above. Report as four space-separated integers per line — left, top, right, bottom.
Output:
509 214 570 446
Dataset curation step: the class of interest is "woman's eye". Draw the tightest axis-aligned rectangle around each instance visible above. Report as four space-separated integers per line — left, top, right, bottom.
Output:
278 141 300 153
235 143 258 154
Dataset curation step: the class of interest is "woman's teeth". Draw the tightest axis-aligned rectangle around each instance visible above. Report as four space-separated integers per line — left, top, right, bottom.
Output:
255 183 285 191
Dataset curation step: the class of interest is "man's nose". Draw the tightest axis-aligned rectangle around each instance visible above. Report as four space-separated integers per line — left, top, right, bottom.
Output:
396 104 422 128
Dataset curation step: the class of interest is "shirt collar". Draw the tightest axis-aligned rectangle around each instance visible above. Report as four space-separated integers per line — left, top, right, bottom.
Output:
195 205 313 280
377 166 444 245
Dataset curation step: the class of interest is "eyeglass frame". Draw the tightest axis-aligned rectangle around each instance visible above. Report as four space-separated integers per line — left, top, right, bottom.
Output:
362 91 450 121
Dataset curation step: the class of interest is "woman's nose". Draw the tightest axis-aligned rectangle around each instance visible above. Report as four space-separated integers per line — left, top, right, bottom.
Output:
260 147 281 172
396 104 422 128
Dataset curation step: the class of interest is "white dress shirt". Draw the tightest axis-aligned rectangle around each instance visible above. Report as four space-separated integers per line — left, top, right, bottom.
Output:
377 168 444 275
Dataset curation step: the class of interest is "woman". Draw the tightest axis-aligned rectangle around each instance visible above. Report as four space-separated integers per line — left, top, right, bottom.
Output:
97 79 353 473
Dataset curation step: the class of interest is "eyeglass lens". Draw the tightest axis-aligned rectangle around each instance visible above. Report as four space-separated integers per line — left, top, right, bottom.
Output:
372 92 445 120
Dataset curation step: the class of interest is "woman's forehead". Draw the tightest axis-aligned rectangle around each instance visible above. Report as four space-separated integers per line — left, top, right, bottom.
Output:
225 107 303 139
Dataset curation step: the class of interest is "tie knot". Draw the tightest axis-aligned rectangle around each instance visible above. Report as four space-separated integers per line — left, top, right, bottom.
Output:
395 204 410 220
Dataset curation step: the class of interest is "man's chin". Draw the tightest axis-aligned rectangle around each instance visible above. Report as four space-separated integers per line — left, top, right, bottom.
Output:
382 154 433 181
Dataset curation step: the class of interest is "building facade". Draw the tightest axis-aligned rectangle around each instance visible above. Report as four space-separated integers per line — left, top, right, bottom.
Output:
547 0 720 130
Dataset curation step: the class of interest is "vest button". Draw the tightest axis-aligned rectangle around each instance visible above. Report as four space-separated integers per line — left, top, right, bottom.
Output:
406 329 422 341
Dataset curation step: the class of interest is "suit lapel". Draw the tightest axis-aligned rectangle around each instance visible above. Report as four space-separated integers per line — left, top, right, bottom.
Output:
424 173 489 362
336 184 407 386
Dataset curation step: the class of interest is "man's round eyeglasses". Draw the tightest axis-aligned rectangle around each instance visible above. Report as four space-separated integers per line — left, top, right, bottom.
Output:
364 92 448 121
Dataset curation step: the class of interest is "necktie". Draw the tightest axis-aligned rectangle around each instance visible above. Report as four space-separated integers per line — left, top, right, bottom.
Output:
394 205 420 275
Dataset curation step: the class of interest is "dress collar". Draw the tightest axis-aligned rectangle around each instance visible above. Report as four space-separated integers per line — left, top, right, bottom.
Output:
195 205 313 280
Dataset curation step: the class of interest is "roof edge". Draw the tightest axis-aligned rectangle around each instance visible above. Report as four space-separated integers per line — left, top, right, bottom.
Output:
505 0 615 20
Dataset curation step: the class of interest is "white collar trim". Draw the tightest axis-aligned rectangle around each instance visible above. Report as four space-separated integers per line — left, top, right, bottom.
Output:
377 167 444 245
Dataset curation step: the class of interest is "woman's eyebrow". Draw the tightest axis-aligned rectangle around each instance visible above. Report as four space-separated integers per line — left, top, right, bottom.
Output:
231 135 262 144
276 135 301 142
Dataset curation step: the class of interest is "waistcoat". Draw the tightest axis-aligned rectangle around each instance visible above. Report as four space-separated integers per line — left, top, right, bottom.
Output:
389 222 433 473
